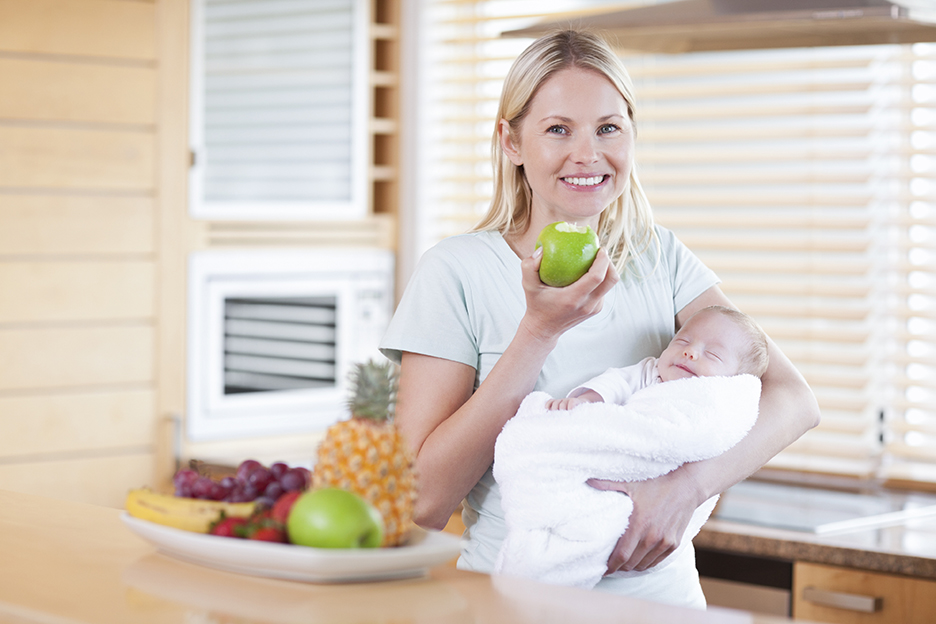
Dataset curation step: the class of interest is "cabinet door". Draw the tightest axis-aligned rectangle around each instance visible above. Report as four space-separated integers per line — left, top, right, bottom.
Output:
793 561 936 624
188 0 370 221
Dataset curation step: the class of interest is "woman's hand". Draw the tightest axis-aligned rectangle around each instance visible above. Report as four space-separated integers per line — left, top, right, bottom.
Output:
588 470 702 573
518 247 619 344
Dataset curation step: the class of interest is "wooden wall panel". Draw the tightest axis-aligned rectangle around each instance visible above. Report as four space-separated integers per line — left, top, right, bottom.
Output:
0 390 154 458
0 0 160 507
0 453 155 508
0 127 154 190
0 261 155 323
0 0 402 504
0 326 153 391
0 58 156 124
0 0 156 60
0 196 154 255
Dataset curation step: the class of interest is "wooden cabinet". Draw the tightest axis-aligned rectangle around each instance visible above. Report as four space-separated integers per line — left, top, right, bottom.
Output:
793 561 936 624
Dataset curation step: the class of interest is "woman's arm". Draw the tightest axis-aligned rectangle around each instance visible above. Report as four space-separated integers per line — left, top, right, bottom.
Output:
593 286 820 572
396 248 620 530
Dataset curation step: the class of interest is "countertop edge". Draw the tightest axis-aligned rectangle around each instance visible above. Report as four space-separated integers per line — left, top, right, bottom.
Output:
695 520 936 581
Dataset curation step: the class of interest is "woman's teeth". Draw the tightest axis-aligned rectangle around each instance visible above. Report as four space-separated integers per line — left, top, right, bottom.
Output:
564 176 603 186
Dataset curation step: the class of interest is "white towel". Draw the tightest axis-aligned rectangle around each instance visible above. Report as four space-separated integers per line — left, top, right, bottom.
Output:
492 374 761 589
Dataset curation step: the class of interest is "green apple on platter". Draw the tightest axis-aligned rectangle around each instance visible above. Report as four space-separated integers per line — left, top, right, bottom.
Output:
535 221 600 287
287 488 385 549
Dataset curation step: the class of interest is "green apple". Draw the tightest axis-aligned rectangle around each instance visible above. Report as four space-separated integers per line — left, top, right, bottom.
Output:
535 221 600 287
286 488 384 549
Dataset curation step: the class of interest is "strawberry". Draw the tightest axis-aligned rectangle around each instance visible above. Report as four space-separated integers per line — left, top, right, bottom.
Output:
209 494 298 542
237 507 287 542
271 490 302 524
249 525 287 542
209 514 249 538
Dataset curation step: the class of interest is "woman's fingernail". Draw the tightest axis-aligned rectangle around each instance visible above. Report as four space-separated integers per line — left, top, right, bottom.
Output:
533 246 543 258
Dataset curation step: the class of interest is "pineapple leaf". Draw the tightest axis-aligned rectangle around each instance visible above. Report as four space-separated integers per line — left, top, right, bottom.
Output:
346 359 399 422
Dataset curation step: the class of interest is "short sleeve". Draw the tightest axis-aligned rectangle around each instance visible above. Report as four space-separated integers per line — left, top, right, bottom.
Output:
656 226 720 315
379 244 480 370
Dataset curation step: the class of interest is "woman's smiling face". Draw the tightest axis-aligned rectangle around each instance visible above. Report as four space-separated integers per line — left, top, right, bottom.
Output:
501 67 634 228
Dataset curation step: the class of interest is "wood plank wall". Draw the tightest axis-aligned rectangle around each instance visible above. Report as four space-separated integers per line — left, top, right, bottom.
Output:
0 0 158 506
0 0 402 506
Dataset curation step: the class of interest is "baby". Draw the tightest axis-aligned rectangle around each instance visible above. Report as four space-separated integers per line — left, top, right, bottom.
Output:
494 305 767 589
548 305 768 411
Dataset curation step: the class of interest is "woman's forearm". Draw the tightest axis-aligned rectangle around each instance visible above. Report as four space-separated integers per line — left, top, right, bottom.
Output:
670 285 821 504
600 337 820 573
399 324 557 529
679 338 821 505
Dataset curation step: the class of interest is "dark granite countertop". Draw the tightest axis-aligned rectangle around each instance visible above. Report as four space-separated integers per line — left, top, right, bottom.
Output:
694 480 936 580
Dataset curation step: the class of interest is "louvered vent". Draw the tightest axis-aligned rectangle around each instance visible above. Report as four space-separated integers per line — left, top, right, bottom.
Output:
223 296 338 394
187 248 393 441
189 0 367 219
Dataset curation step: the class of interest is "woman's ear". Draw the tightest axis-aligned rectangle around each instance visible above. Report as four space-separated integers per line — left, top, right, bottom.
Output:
499 119 523 166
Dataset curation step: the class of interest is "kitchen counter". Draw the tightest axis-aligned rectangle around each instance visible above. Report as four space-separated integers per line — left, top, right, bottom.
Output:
695 480 936 580
696 518 936 580
0 489 809 624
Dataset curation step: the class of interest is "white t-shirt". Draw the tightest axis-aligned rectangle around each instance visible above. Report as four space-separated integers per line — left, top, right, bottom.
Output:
380 226 719 608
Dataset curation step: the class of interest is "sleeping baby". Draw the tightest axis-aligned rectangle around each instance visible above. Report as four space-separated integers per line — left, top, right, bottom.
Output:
492 306 768 591
548 305 769 412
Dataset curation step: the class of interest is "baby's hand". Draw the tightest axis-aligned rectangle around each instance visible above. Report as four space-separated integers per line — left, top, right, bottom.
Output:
546 397 584 411
546 389 602 411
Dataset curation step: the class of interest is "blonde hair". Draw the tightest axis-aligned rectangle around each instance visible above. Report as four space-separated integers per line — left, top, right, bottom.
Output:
697 306 770 378
471 29 659 276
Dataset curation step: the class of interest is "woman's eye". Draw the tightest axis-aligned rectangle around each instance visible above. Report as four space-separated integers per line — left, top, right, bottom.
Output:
546 125 567 135
599 124 620 134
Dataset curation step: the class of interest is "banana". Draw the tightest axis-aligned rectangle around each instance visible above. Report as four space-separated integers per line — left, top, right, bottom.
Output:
125 488 256 533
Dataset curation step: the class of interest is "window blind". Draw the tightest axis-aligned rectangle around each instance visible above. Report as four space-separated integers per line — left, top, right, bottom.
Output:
421 0 936 488
189 0 368 220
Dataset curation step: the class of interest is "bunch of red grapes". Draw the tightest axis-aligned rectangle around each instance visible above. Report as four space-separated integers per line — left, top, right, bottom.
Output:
173 459 310 507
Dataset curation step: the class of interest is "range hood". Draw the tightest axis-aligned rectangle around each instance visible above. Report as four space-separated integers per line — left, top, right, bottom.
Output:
502 0 936 53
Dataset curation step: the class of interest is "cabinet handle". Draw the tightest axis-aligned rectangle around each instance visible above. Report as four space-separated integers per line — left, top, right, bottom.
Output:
802 586 883 613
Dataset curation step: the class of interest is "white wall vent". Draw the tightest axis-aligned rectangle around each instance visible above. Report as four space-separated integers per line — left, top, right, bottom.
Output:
187 248 393 441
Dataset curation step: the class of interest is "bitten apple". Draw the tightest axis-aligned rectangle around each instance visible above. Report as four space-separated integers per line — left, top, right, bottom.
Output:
535 221 600 287
286 488 384 549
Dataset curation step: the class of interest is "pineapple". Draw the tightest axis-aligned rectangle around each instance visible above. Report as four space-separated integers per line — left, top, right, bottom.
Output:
312 360 417 546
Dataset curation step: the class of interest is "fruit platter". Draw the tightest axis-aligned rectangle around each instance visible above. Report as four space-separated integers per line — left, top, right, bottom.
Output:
123 362 463 582
121 511 462 583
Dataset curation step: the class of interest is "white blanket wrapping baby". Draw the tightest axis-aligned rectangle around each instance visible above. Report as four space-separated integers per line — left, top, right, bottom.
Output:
492 374 761 589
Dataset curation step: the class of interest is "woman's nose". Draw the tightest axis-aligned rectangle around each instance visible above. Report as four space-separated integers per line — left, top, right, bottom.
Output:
571 135 599 163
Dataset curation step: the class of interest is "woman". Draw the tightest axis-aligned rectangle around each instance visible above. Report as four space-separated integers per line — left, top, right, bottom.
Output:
380 30 819 608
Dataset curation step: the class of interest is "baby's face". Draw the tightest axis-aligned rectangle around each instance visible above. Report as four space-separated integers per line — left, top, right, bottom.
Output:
658 310 748 382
